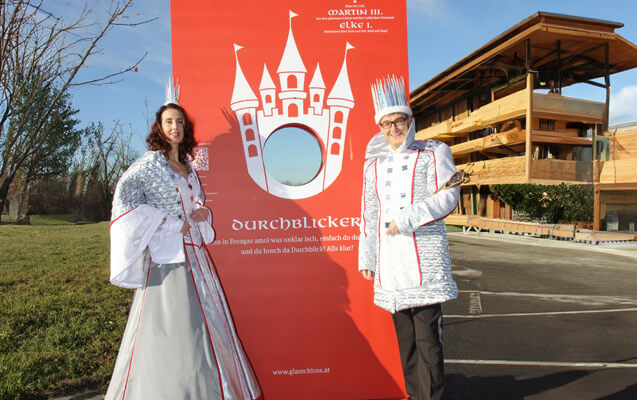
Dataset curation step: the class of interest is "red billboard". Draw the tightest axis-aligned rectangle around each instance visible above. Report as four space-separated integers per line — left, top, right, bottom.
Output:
171 1 409 398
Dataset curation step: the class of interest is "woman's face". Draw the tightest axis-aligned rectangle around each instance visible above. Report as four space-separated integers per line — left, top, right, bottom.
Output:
160 107 185 147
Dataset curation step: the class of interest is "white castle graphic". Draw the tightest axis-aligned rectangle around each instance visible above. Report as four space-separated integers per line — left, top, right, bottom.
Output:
231 10 354 199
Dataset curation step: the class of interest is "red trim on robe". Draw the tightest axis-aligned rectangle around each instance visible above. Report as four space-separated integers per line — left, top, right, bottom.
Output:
411 149 423 286
361 163 368 237
361 158 378 238
110 203 145 227
180 187 239 400
184 246 226 400
425 209 457 226
121 257 152 400
424 149 439 191
373 159 382 288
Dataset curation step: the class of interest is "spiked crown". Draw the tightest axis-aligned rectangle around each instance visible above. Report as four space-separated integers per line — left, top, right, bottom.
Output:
370 75 412 124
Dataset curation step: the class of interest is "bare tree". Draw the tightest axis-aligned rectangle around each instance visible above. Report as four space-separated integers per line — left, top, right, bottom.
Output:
79 121 137 220
0 0 151 221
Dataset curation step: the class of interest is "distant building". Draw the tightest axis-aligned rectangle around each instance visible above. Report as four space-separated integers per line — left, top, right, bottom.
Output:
596 122 637 231
409 12 637 230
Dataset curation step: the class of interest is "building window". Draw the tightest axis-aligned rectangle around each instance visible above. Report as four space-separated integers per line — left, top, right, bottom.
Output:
243 113 252 125
313 93 320 103
330 143 340 155
265 94 272 103
540 119 555 131
248 144 258 157
245 129 255 141
288 103 298 117
287 75 297 89
332 127 342 139
334 111 343 124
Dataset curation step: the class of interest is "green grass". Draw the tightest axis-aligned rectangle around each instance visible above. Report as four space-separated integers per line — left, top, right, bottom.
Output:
446 224 463 232
1 214 92 226
0 218 131 400
0 215 462 399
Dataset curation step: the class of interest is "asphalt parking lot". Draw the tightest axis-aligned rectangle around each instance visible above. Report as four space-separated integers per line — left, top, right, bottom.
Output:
444 232 637 400
52 232 637 400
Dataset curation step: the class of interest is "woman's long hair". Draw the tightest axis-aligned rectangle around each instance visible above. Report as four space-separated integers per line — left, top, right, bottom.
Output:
146 103 196 163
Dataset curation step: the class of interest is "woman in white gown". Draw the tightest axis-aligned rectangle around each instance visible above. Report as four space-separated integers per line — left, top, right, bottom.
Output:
105 102 262 400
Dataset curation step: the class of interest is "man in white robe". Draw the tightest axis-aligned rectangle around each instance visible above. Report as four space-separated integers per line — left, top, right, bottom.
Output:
358 76 460 400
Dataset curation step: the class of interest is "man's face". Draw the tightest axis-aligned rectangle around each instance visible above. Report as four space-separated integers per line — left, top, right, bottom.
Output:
379 113 411 150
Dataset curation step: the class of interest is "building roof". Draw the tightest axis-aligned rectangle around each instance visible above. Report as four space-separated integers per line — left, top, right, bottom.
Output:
410 12 637 116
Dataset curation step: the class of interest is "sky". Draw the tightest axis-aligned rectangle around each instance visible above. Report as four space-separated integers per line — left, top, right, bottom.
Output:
53 0 637 154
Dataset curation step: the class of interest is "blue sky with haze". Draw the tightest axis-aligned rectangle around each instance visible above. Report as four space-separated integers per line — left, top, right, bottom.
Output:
57 0 637 157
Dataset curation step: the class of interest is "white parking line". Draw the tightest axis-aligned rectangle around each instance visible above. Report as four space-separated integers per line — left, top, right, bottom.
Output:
468 291 482 314
446 307 637 318
446 359 637 368
457 290 637 306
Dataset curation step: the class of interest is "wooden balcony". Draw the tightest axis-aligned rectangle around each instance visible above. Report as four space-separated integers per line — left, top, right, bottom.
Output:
457 156 528 185
449 129 592 156
457 157 593 185
534 93 605 123
416 91 604 140
531 159 593 183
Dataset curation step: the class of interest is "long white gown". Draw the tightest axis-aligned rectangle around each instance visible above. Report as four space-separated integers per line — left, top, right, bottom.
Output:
106 161 262 400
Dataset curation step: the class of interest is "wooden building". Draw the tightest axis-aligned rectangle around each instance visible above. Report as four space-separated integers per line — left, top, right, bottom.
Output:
595 123 637 231
410 12 637 227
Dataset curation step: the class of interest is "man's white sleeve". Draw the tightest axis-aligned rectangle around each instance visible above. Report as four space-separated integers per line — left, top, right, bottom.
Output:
395 143 460 232
358 159 379 273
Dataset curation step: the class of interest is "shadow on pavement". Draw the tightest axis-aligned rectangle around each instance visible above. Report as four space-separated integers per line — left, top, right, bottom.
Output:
596 383 637 400
445 370 589 399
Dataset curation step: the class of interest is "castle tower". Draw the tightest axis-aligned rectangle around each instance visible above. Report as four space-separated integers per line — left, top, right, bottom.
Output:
309 63 325 116
231 44 267 191
277 10 307 118
324 42 355 188
259 64 277 117
229 11 355 199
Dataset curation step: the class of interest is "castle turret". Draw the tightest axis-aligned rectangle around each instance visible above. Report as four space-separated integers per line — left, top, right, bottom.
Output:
326 42 355 109
309 63 326 115
277 10 307 118
259 64 277 117
231 44 259 111
323 43 355 188
231 44 267 191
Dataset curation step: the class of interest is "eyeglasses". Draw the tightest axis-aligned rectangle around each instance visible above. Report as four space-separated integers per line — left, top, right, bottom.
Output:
379 116 409 130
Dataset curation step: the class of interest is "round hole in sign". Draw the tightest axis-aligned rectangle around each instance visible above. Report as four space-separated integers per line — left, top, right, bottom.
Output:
263 125 323 186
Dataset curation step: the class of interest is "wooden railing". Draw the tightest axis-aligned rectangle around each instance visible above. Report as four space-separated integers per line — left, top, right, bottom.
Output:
531 159 593 183
456 157 594 185
456 156 527 185
416 91 604 140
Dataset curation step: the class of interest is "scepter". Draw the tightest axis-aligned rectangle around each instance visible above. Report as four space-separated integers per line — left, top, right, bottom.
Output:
435 170 470 193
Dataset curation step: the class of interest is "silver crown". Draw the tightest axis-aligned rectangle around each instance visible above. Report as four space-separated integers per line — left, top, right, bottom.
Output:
370 75 412 124
164 76 181 106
